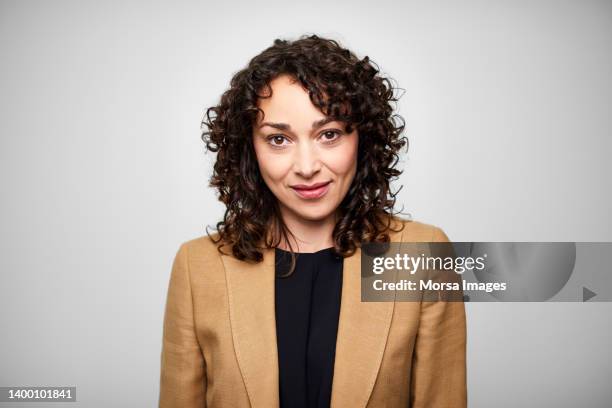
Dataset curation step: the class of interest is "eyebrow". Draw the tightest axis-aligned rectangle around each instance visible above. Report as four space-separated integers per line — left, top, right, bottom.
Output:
258 117 337 131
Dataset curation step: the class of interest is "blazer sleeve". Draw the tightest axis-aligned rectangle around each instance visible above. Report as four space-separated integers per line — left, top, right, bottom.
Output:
159 243 207 407
409 227 467 408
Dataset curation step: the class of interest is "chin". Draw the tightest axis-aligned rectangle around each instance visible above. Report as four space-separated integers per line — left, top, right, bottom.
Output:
290 204 335 222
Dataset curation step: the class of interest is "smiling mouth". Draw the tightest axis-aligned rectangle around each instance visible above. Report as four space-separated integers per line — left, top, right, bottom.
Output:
290 181 332 199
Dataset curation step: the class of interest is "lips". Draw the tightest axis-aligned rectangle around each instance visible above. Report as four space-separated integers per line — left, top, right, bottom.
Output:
290 181 331 199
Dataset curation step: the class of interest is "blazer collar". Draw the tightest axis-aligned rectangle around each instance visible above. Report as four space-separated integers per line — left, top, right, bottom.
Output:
222 238 399 408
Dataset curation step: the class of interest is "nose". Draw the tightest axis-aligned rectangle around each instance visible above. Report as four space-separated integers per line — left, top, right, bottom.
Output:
292 140 321 178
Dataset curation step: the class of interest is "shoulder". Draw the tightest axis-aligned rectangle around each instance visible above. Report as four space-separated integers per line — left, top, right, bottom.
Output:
168 232 229 290
175 231 226 265
389 215 451 242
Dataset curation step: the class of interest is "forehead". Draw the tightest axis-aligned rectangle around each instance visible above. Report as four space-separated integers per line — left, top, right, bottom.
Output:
255 75 326 123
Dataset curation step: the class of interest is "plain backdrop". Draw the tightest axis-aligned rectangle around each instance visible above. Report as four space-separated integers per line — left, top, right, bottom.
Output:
0 0 611 406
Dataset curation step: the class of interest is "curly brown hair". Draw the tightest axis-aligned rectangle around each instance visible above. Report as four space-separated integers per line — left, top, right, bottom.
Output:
201 34 409 274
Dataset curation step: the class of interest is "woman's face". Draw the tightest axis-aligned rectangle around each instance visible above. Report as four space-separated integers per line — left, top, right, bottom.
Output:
252 74 359 223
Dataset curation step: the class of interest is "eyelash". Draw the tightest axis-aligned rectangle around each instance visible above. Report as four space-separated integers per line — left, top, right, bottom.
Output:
265 130 343 148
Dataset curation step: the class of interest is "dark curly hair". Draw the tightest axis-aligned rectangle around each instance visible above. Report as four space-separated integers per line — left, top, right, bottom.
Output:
201 34 409 276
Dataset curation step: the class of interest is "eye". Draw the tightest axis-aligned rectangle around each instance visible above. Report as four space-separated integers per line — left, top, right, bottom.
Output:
266 135 290 147
319 129 343 144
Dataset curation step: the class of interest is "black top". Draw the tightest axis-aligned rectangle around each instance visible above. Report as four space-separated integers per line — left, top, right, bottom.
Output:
274 247 344 408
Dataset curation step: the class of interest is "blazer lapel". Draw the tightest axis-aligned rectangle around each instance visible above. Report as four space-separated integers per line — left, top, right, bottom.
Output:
330 246 396 407
222 247 279 408
223 230 401 408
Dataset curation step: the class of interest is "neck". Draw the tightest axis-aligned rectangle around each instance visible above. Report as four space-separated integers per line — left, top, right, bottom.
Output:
275 205 337 253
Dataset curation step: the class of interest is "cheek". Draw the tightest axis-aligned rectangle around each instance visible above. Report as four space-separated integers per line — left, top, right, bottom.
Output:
326 137 359 176
253 144 291 184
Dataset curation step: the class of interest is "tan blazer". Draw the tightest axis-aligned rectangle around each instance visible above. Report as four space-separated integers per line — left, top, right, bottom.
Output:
159 217 467 407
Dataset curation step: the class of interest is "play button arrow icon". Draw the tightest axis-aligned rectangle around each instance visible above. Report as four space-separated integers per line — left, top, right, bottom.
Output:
582 287 597 302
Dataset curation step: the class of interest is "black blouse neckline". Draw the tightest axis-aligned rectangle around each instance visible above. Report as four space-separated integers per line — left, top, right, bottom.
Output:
274 243 343 408
275 246 335 255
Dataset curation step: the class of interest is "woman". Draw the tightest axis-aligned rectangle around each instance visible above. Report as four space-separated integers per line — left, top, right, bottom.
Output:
159 34 466 408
